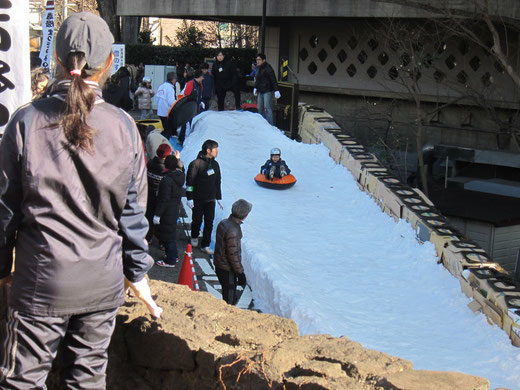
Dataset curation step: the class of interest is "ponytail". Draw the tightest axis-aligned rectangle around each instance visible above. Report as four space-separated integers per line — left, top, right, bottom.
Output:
59 52 98 153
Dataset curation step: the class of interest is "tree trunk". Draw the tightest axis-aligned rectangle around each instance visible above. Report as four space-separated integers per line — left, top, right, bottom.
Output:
96 0 120 41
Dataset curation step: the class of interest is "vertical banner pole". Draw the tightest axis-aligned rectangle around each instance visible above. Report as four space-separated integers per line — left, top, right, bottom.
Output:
39 1 55 70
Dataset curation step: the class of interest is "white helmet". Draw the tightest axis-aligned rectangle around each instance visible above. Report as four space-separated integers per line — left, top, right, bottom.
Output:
142 76 151 83
270 147 281 156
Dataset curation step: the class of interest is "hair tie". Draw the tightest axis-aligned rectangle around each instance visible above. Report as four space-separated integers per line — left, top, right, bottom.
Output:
70 69 82 76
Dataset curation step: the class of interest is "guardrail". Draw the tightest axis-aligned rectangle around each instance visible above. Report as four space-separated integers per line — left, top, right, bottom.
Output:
297 103 520 347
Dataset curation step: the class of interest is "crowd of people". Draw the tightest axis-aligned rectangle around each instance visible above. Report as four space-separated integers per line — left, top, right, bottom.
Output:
1 10 287 388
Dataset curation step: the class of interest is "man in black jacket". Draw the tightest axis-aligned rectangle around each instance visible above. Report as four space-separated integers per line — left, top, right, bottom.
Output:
254 53 281 125
212 50 241 111
186 140 223 254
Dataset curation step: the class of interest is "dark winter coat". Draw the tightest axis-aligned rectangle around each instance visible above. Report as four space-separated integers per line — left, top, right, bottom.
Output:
212 59 238 91
146 156 166 217
213 215 244 274
0 80 152 316
255 62 278 94
260 158 291 175
202 73 214 99
186 151 222 202
147 157 166 197
102 82 133 111
154 168 185 242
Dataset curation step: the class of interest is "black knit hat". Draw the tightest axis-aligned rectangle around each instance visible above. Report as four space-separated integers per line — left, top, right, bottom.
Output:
164 154 179 170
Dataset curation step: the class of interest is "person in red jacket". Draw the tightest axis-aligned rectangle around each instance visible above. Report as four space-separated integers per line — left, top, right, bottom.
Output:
178 70 204 145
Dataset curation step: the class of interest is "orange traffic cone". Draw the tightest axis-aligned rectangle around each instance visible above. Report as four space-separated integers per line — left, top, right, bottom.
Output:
177 244 199 291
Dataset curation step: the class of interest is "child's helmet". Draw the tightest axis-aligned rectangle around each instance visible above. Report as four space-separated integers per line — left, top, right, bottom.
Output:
270 147 281 156
143 76 151 83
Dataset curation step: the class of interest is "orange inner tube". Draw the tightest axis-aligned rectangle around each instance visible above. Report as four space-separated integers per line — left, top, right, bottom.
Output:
254 173 296 185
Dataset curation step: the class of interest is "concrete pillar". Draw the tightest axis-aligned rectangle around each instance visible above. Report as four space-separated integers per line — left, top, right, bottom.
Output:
121 16 139 45
265 26 280 78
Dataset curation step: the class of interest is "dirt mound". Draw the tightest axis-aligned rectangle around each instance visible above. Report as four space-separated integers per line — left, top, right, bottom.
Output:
0 282 491 389
105 281 489 390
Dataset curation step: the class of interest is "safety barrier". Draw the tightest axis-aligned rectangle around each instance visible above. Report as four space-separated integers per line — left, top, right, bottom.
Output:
297 103 520 347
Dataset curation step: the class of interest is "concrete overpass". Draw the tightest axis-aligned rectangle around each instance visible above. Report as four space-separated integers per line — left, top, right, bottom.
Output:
117 0 520 21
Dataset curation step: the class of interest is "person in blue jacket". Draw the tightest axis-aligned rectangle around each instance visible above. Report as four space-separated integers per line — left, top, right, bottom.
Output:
200 62 214 111
260 148 291 180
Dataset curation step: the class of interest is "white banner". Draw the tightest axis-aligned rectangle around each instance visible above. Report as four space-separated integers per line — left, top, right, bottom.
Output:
110 43 125 75
0 0 31 135
39 1 55 70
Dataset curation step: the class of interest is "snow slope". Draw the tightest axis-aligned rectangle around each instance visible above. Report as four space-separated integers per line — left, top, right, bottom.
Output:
180 110 520 389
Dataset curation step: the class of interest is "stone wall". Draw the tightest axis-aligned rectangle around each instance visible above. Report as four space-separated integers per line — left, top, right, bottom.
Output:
297 103 520 350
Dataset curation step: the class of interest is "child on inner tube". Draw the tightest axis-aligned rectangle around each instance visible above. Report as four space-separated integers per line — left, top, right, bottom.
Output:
260 148 291 180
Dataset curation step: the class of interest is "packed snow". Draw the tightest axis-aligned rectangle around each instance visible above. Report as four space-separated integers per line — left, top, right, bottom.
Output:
180 110 520 389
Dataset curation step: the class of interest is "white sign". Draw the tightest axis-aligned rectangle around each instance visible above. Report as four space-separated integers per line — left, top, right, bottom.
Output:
39 1 55 70
111 44 125 75
0 0 31 134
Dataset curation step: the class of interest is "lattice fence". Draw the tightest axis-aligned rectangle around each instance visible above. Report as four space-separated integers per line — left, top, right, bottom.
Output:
291 21 519 105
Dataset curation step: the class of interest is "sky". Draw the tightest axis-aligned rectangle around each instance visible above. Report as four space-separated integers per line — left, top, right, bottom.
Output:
180 110 520 390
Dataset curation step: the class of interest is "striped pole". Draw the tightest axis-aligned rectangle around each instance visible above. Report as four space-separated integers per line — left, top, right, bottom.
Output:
281 58 289 81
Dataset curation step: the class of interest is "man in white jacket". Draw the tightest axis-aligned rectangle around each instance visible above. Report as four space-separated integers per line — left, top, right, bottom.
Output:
155 72 177 139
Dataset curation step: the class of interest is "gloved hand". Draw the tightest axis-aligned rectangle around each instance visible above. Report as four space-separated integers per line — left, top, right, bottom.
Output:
200 101 205 109
237 273 247 287
274 90 281 99
153 215 160 225
217 200 224 209
187 200 194 209
125 277 163 319
253 88 257 96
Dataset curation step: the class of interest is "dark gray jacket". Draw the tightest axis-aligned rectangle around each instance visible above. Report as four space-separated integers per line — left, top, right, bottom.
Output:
213 215 244 274
0 80 153 316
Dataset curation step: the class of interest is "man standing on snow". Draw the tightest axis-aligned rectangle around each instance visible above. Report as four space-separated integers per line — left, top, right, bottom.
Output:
212 50 241 111
254 53 281 125
186 140 223 255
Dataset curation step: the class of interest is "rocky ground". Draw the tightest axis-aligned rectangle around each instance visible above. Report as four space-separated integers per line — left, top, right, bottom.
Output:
0 278 497 390
42 281 490 389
